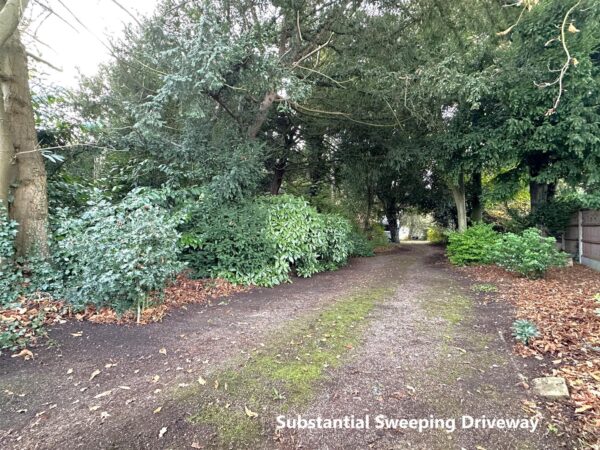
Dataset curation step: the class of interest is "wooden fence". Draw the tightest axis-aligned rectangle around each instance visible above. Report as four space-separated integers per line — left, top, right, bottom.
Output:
564 209 600 271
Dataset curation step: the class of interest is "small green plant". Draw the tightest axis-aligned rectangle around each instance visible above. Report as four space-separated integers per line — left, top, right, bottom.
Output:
511 319 540 345
427 226 448 244
447 223 500 266
471 283 498 293
492 228 567 279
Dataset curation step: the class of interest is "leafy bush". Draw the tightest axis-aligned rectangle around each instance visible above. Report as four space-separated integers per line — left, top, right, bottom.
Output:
55 197 183 314
365 224 390 248
181 195 353 286
446 223 499 266
492 228 566 279
348 229 375 257
511 319 539 345
181 200 277 284
426 226 448 244
0 204 21 307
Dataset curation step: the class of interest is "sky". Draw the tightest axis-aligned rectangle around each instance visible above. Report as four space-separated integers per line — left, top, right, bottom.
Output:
26 0 159 87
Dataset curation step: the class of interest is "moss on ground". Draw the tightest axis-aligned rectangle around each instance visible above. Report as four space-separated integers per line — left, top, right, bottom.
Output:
184 285 395 448
411 280 511 419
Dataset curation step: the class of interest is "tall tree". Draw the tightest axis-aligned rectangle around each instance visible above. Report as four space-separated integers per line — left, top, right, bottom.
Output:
0 0 49 256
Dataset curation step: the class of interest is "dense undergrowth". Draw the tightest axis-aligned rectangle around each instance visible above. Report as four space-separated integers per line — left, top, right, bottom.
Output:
0 190 382 350
447 223 567 278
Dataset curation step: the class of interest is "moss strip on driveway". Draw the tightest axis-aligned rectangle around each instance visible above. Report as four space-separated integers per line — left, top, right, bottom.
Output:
180 284 396 447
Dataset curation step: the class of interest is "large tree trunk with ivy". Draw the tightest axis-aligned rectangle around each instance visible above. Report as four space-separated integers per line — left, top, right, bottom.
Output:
449 173 467 232
0 0 49 257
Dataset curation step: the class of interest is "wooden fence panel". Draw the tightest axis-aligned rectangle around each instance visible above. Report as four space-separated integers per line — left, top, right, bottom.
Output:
567 210 600 271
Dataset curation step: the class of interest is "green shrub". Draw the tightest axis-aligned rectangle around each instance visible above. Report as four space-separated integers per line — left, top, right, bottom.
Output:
181 195 353 286
446 223 499 266
181 199 279 285
348 229 375 257
366 224 390 248
492 228 566 279
426 226 447 244
511 319 539 345
55 197 183 314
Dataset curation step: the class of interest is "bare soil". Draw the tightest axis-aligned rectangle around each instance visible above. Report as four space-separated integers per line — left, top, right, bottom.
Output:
0 244 576 449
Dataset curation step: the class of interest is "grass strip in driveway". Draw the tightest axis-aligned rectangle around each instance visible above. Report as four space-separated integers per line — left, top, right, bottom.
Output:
180 284 396 447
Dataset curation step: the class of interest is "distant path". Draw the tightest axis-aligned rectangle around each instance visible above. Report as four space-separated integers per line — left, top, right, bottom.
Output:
0 244 567 449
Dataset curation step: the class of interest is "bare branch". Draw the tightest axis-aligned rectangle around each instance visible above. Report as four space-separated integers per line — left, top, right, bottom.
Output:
109 0 142 27
26 50 62 71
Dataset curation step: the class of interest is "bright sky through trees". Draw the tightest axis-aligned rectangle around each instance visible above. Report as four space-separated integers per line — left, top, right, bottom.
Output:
27 0 158 86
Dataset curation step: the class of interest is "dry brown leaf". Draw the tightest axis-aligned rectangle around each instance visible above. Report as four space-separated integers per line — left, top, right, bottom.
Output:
94 390 112 399
11 349 34 360
244 405 258 418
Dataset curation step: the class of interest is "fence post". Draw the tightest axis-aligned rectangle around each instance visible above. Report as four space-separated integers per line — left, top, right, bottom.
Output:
578 210 583 263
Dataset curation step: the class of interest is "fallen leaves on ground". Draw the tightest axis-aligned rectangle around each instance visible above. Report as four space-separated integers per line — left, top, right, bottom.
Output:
0 273 248 356
461 264 600 443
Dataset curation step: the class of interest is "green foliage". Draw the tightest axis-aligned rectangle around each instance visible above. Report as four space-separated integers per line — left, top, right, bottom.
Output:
181 195 352 287
427 226 448 244
447 224 500 266
530 198 580 237
511 319 540 346
492 228 566 279
365 224 389 248
0 311 46 351
348 229 375 257
0 204 21 307
54 195 183 312
0 204 17 259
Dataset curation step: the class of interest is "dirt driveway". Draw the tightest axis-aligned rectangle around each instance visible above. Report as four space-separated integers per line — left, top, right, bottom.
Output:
0 244 572 449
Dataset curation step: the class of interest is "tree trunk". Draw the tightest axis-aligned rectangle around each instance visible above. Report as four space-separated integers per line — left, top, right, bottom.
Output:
449 173 467 232
526 153 555 214
269 160 286 195
386 207 400 243
247 91 276 139
529 180 556 214
363 186 372 231
470 171 483 223
0 0 28 211
0 71 14 207
4 28 48 257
